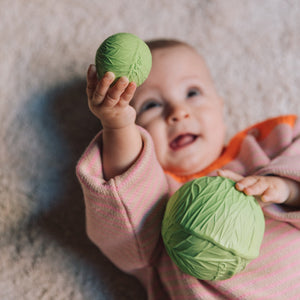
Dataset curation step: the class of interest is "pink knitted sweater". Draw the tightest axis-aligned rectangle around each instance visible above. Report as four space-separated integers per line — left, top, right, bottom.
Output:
76 115 300 299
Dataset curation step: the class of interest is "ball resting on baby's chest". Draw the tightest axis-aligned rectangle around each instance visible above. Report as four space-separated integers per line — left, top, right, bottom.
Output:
161 176 265 281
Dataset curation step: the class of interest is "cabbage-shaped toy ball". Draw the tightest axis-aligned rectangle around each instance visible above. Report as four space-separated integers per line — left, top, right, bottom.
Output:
161 176 265 281
95 32 152 86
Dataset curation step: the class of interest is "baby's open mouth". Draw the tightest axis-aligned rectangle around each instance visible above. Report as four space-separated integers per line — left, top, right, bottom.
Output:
170 134 198 150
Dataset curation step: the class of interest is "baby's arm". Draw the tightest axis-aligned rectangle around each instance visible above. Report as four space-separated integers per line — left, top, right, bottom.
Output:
218 170 300 208
86 64 142 180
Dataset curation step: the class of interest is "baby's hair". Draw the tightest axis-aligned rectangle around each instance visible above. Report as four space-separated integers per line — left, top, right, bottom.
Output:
145 38 216 93
145 39 192 51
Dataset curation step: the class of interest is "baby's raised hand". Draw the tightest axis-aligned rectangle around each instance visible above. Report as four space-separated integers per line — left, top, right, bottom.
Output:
218 169 293 206
86 64 137 129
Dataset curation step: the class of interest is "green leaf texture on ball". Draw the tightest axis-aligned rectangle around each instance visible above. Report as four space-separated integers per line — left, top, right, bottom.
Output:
95 32 152 86
161 176 265 281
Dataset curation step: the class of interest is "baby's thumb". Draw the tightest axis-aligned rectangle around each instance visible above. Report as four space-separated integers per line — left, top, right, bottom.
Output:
217 169 244 182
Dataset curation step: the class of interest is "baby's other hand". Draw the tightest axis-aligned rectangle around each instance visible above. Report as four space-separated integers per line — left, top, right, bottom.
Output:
86 64 137 129
217 169 291 206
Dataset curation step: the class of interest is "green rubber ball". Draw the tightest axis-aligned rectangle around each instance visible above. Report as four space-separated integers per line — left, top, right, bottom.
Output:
95 32 152 86
161 176 265 281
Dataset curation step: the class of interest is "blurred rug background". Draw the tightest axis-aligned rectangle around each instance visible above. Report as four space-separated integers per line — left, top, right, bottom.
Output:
1 1 299 299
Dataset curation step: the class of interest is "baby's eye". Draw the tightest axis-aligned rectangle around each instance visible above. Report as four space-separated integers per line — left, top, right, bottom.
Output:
187 88 200 98
140 100 162 113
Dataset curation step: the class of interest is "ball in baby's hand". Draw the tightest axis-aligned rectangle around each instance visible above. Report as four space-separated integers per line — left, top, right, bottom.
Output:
95 32 152 86
161 176 265 281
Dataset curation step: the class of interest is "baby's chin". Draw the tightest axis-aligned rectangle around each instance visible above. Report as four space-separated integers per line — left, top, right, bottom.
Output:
164 156 219 177
165 165 206 177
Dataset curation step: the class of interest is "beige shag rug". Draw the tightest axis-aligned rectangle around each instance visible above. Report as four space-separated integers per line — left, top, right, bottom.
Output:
1 1 299 299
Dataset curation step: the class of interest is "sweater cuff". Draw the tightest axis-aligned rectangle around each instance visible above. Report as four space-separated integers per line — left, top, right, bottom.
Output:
76 126 155 190
263 204 300 229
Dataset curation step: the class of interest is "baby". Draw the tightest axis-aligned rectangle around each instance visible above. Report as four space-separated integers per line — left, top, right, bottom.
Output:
77 39 300 299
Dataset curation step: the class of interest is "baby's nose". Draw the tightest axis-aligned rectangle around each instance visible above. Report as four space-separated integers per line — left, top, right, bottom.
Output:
167 105 190 124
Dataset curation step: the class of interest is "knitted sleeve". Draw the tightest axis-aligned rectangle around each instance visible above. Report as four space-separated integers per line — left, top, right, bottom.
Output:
76 127 169 273
254 117 300 228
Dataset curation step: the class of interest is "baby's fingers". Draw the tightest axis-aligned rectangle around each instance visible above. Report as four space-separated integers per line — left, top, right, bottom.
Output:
86 64 98 101
260 188 277 203
102 76 129 107
119 82 137 106
92 72 116 106
235 176 267 196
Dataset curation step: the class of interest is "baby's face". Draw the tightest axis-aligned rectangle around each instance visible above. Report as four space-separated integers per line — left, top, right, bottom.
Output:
131 45 226 176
